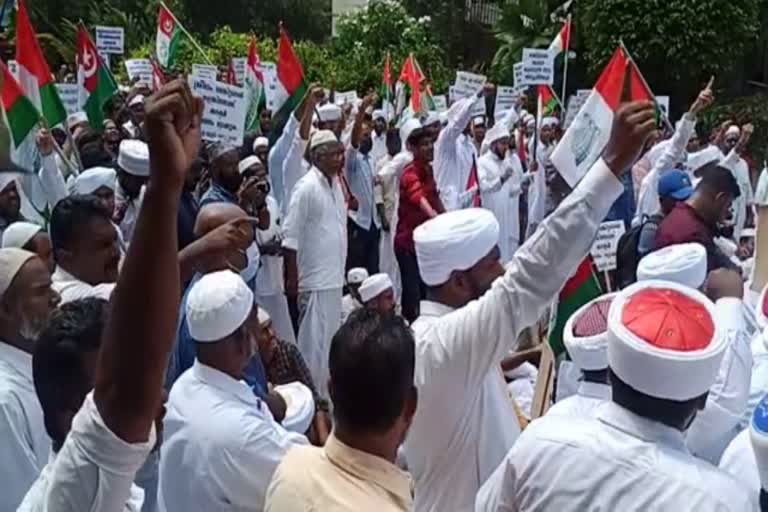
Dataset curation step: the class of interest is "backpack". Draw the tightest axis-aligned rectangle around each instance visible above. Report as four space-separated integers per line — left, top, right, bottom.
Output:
615 214 662 289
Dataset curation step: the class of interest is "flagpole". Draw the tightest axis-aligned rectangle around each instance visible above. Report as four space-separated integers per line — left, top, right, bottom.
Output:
559 14 571 123
160 1 214 66
619 39 673 132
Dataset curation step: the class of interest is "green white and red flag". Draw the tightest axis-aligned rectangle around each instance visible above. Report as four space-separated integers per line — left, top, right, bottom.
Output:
156 3 183 69
270 27 308 139
1 60 39 149
244 36 266 133
77 24 118 128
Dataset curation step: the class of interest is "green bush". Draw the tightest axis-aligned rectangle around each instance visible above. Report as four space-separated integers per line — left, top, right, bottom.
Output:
703 93 768 166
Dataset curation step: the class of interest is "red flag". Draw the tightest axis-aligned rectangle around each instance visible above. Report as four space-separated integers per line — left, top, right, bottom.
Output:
399 54 423 112
277 26 305 95
247 36 264 83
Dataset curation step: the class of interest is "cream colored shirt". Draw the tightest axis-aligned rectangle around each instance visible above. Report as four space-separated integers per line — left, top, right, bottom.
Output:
265 434 412 512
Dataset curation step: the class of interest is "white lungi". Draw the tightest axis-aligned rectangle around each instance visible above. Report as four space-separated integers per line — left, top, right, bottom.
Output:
298 288 343 400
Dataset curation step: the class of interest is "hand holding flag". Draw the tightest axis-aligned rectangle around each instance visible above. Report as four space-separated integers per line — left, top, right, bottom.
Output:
602 101 657 177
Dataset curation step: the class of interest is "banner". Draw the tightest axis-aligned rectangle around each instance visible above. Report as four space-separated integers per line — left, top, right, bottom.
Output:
453 71 486 117
55 83 81 115
432 94 447 112
521 48 554 86
257 61 279 111
590 221 626 272
94 26 124 54
124 59 153 85
513 62 525 90
334 90 358 105
189 77 247 146
494 86 518 116
231 57 246 86
192 64 218 81
563 89 591 130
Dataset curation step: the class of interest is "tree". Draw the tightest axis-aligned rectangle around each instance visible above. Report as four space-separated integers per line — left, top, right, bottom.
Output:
578 0 759 115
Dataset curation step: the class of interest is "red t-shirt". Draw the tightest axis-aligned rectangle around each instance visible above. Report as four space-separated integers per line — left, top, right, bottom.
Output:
395 160 441 253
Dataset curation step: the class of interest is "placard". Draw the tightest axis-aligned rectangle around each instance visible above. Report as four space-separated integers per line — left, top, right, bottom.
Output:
563 89 591 130
432 94 447 112
656 95 670 118
257 62 279 111
124 59 153 85
55 84 80 115
494 86 518 116
231 57 246 86
189 77 247 146
334 90 358 105
590 220 626 272
513 62 525 90
94 26 124 54
521 48 554 86
452 71 486 117
7 60 18 80
192 64 218 82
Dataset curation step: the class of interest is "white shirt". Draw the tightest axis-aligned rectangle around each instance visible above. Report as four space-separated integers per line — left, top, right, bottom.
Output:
476 402 756 512
370 131 388 169
546 380 611 419
345 146 380 231
269 115 299 206
255 196 284 297
18 392 154 512
404 159 624 512
719 428 761 494
743 330 768 431
341 294 362 324
633 113 696 224
115 183 144 244
477 150 523 263
282 167 347 292
51 266 115 304
434 96 477 211
0 342 49 512
280 128 310 217
159 361 307 512
687 298 753 464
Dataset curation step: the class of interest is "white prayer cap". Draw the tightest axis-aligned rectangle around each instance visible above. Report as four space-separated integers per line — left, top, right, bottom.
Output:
186 270 254 342
128 94 146 107
238 156 262 175
607 280 726 401
414 208 500 286
423 111 440 127
257 307 271 326
0 248 36 299
485 123 511 146
524 114 535 127
564 293 616 371
75 167 117 195
253 137 269 151
1 222 42 250
310 129 338 150
117 140 150 177
541 117 559 128
359 273 393 303
347 267 369 285
372 109 385 121
317 103 342 122
750 393 768 491
725 125 741 137
636 243 707 290
400 119 422 146
273 382 315 434
66 111 88 130
472 116 486 127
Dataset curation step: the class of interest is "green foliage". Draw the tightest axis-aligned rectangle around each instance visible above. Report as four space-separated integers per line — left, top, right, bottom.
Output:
578 0 759 104
703 93 768 165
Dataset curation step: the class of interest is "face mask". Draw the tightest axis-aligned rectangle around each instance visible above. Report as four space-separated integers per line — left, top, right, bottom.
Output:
239 243 260 283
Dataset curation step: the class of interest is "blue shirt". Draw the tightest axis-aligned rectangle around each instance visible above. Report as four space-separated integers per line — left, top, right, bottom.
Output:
200 182 238 208
164 274 268 399
606 171 635 229
345 146 380 231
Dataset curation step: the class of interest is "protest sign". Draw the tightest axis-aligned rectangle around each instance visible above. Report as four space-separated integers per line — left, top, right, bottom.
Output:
453 71 487 117
494 86 518 116
258 62 279 111
124 59 153 85
656 96 670 118
95 26 124 54
189 77 247 146
55 84 80 115
231 57 246 86
513 62 525 90
563 89 591 130
192 64 218 82
334 90 358 105
590 220 626 272
522 48 554 85
432 94 447 112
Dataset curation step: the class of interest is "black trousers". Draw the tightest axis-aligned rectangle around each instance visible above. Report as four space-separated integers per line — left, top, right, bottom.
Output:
347 219 380 276
396 248 425 322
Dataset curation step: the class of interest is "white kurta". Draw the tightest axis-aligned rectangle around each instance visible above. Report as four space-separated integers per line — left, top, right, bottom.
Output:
268 114 299 206
51 267 115 304
280 128 310 217
18 392 154 512
719 428 760 495
255 196 295 345
475 402 755 512
115 183 144 244
0 342 49 511
546 381 611 419
375 155 402 304
731 157 754 241
159 361 307 511
378 150 413 304
633 113 696 224
404 159 624 512
687 298 753 464
283 167 347 399
434 97 477 211
477 151 523 263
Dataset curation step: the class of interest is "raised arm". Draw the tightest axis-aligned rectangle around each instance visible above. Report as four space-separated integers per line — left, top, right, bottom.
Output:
350 93 377 149
429 101 657 391
95 80 204 443
35 128 68 208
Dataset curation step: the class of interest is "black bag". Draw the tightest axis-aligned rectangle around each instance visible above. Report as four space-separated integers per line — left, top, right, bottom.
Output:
615 214 662 289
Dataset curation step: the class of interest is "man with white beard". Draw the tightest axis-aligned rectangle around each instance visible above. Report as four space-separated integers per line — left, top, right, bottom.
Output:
0 248 60 510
